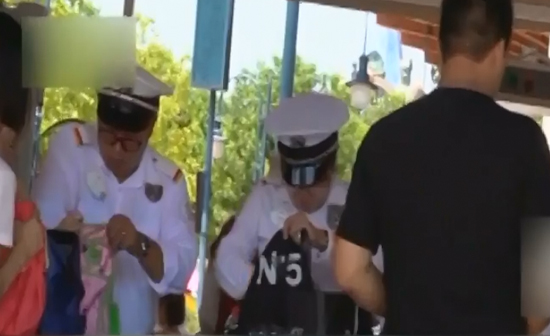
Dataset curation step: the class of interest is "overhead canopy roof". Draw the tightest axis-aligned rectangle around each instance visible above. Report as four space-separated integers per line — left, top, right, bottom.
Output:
298 0 550 31
377 13 549 65
298 0 550 65
299 0 550 115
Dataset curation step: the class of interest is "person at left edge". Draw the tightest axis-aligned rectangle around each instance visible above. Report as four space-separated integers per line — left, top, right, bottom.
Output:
33 66 198 334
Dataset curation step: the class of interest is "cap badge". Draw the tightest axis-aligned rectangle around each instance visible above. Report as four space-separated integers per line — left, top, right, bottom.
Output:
290 136 306 148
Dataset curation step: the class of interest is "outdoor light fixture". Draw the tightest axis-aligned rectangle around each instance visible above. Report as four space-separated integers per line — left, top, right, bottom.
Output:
314 74 330 94
346 12 377 110
213 134 225 160
212 95 225 160
346 54 377 110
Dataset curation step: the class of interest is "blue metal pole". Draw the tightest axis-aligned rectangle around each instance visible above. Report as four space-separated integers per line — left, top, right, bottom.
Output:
197 89 217 307
28 96 43 193
253 98 264 183
28 0 51 193
279 0 300 99
258 78 272 178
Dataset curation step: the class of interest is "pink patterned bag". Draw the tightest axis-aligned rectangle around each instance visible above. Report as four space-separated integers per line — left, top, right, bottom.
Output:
79 224 114 335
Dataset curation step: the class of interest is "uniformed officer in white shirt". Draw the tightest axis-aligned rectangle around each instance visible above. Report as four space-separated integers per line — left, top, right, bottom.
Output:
33 67 198 334
215 93 383 334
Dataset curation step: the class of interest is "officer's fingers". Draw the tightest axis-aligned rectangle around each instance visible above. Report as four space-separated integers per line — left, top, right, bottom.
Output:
106 220 122 236
58 214 77 232
283 221 290 239
65 211 83 229
108 232 123 250
120 231 134 250
282 218 294 239
120 234 134 250
106 223 120 239
70 210 83 222
304 225 317 240
291 232 301 245
288 222 306 244
110 224 127 244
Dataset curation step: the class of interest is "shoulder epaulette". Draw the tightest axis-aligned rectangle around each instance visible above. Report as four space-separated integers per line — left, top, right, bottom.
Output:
71 124 90 147
153 154 184 183
172 169 183 183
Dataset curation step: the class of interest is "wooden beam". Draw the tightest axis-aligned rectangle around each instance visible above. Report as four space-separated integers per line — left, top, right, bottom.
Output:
424 49 441 65
377 14 438 37
399 32 440 64
400 31 438 52
516 30 549 53
300 0 440 23
399 33 522 65
379 13 527 56
525 31 549 45
516 0 550 6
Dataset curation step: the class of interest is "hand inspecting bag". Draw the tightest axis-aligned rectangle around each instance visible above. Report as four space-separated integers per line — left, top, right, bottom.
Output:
79 222 119 335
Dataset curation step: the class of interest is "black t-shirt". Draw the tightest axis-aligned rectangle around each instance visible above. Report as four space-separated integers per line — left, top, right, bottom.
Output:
337 88 550 335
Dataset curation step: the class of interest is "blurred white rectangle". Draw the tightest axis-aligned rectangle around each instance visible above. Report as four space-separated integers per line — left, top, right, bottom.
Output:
21 16 136 89
522 218 550 318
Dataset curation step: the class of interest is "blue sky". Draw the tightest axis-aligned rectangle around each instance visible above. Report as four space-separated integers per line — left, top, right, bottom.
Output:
91 0 436 91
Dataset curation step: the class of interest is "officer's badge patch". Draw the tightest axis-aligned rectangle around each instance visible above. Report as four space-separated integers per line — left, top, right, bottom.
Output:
326 204 344 230
86 171 106 201
145 183 163 203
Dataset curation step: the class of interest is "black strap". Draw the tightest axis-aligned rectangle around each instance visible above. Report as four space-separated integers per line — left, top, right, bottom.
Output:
277 132 338 162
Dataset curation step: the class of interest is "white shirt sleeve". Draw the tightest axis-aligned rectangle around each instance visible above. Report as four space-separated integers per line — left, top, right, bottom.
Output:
0 160 16 247
32 124 80 229
148 176 198 295
215 185 263 300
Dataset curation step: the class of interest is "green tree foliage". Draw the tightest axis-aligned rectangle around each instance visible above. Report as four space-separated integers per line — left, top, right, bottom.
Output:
11 0 406 331
31 0 403 237
33 0 405 239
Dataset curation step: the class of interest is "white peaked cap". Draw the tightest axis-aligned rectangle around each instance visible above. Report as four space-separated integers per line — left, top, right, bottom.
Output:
103 66 173 98
0 1 48 22
132 66 173 97
265 92 349 147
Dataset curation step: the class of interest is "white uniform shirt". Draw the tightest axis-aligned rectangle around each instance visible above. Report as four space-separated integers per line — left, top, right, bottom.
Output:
33 122 198 334
215 177 384 300
0 157 15 247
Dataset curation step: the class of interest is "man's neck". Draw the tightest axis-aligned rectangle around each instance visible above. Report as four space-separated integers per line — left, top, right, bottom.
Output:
438 76 494 98
439 59 496 98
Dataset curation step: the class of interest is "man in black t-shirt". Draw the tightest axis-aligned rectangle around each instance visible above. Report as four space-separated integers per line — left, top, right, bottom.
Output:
333 0 550 334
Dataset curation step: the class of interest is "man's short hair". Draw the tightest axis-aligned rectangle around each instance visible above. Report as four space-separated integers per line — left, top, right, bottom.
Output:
0 12 30 134
439 0 513 62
